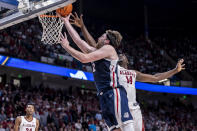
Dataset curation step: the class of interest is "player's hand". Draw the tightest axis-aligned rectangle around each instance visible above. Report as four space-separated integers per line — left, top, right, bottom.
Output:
60 32 69 48
175 59 185 72
70 12 84 28
57 13 71 23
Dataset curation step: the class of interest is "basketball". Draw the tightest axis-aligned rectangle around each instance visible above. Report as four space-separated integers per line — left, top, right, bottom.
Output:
56 4 73 17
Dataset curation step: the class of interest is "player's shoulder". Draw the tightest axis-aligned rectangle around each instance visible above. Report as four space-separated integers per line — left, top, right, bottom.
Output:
118 66 135 72
16 116 22 119
33 117 39 121
35 118 39 124
129 69 136 74
16 116 22 122
118 65 125 70
101 44 115 50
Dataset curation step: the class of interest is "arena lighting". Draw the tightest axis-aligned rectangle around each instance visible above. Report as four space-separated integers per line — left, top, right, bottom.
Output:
0 55 94 81
0 54 197 95
135 82 197 95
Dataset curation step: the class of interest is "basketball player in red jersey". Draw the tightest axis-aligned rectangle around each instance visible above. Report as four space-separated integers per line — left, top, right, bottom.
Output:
14 104 39 131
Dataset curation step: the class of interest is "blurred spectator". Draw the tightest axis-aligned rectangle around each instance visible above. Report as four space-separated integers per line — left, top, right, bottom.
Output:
0 82 196 130
0 18 196 81
89 120 96 131
75 119 82 130
0 111 6 121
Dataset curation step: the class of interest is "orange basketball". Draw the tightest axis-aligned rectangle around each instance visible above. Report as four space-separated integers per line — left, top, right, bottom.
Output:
56 4 73 17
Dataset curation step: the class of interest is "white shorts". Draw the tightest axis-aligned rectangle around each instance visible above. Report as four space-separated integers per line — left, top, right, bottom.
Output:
120 121 135 131
108 121 135 131
130 108 145 131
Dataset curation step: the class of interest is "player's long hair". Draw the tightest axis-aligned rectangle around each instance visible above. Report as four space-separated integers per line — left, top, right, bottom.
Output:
106 30 122 49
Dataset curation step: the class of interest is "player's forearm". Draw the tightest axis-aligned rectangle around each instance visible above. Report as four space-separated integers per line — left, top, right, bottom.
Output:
14 126 19 131
36 120 39 131
64 45 88 63
64 21 90 53
154 68 178 81
81 25 97 48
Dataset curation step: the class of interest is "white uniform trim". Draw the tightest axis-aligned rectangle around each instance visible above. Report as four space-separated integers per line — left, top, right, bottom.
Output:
113 88 122 127
19 116 37 131
108 59 118 88
130 108 144 131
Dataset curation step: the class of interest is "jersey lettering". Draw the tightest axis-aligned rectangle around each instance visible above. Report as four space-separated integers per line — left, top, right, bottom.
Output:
126 75 133 84
26 128 32 131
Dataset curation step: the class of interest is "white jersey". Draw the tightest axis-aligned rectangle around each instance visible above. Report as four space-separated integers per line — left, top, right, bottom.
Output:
118 66 140 110
19 116 37 131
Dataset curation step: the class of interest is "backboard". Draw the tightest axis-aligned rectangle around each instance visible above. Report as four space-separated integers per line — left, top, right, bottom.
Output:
0 0 76 30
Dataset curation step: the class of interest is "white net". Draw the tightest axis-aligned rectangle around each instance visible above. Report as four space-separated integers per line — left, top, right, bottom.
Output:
38 12 64 45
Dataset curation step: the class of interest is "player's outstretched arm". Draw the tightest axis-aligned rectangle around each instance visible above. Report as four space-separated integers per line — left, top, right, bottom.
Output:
14 116 22 131
136 59 185 82
35 119 39 131
70 12 97 48
60 32 114 63
59 14 96 53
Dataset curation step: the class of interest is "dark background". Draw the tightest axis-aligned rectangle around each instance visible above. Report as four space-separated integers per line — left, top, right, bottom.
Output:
73 0 197 38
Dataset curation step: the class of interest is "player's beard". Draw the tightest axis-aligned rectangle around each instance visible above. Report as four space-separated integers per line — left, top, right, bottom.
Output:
96 42 105 49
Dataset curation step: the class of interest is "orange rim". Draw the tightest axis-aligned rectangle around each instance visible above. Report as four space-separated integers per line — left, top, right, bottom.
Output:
39 15 59 18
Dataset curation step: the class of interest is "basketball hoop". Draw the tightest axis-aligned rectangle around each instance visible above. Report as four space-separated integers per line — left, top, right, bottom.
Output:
38 12 64 45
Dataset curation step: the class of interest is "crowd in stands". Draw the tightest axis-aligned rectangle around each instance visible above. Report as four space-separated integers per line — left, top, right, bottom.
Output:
0 18 196 79
0 83 107 131
141 96 197 131
151 36 197 77
0 83 197 131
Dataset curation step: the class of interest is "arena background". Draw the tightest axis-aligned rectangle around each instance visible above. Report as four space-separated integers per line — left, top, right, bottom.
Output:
0 0 197 130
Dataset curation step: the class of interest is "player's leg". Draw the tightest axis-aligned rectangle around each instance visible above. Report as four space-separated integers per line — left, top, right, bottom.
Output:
98 89 120 131
98 87 134 131
130 108 144 131
121 122 135 131
116 87 134 131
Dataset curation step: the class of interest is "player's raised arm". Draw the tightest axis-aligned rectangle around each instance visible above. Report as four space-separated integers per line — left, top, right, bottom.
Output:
14 116 21 131
60 32 115 63
59 14 96 53
35 119 39 131
136 59 185 82
70 12 97 48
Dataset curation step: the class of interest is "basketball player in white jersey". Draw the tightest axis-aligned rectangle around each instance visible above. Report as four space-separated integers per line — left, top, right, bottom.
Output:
118 54 185 131
68 13 185 131
14 104 39 131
